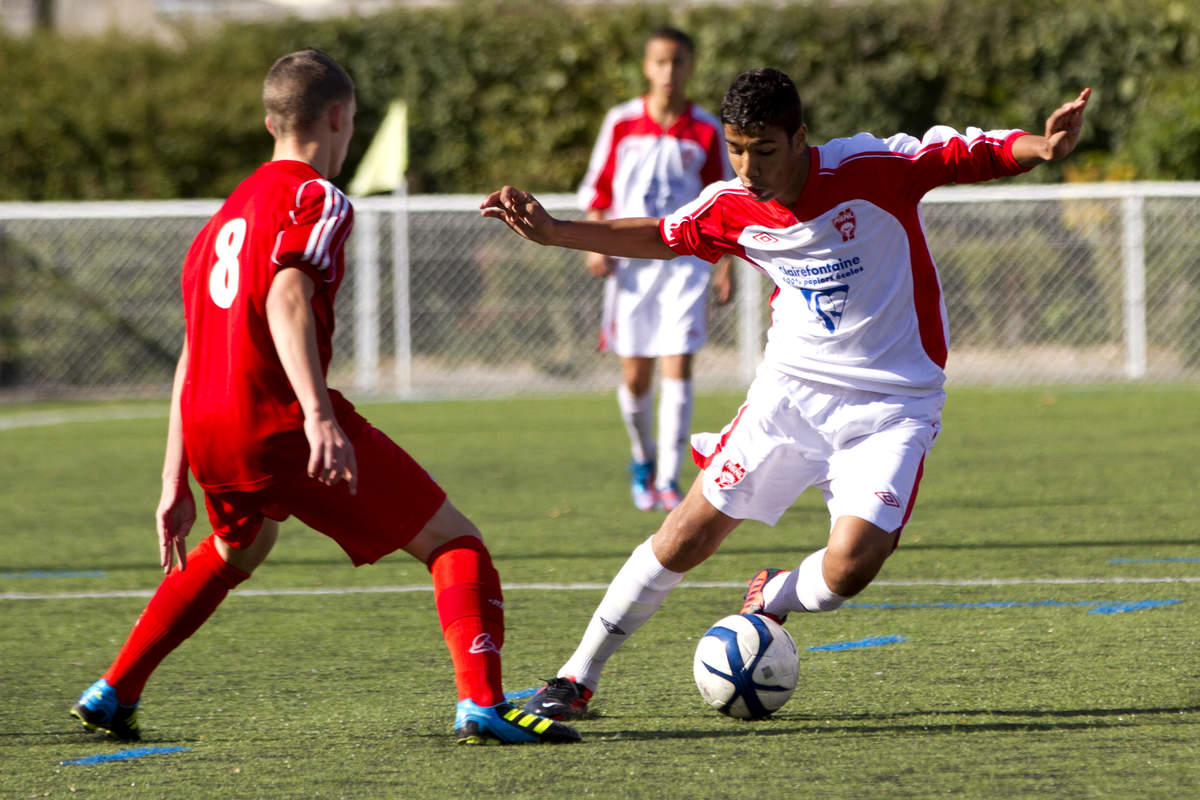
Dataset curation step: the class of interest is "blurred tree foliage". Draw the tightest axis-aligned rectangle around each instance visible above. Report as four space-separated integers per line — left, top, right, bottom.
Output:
1 0 1198 201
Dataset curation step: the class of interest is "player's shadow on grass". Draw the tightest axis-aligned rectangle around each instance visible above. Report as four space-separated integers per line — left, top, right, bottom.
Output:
713 537 1200 557
611 703 1200 740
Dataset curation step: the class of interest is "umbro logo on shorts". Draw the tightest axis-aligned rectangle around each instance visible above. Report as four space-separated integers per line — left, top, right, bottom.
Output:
716 460 746 488
875 491 901 508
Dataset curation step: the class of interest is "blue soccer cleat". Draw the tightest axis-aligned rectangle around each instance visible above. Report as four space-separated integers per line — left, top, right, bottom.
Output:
454 699 581 745
70 678 141 742
629 460 658 512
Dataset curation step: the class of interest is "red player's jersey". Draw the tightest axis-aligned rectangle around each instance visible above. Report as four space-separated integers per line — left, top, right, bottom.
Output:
180 160 364 492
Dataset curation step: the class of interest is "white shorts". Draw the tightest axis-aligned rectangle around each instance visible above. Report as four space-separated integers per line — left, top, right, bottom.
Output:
600 255 710 357
691 365 944 529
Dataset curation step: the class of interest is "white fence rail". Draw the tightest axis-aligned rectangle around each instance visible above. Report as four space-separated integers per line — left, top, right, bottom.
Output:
1 182 1198 400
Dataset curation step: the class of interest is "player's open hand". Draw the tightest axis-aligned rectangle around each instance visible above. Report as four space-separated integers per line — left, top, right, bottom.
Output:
156 479 196 574
305 414 358 495
480 186 555 244
586 251 614 277
1042 88 1091 161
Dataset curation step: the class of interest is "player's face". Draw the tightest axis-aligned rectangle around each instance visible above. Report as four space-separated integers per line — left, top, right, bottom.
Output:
724 123 809 205
328 96 357 178
642 38 693 99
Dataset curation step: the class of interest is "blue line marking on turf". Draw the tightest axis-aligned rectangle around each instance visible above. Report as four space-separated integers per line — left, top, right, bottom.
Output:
1088 600 1182 614
808 635 908 652
0 570 106 579
504 687 538 702
61 746 190 765
1108 557 1200 564
844 599 1181 614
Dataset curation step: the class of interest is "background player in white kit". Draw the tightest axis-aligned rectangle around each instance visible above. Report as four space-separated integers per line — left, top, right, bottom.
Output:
580 26 735 512
483 68 1090 720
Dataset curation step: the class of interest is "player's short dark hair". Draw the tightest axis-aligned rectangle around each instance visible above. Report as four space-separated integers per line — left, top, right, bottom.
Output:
263 48 355 135
646 25 695 56
720 68 804 138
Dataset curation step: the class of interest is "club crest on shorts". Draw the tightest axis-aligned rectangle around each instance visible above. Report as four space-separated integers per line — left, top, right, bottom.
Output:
875 491 901 508
716 460 747 488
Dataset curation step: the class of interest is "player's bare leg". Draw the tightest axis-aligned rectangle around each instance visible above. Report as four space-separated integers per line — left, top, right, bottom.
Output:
214 518 280 572
655 353 694 511
746 516 897 622
619 356 659 511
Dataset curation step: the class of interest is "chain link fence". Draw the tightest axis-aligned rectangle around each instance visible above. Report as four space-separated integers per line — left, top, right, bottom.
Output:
2 183 1198 401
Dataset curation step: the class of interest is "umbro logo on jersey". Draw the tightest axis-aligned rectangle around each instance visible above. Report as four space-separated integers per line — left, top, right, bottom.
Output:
834 208 857 241
752 231 779 244
469 633 502 654
716 460 746 488
600 617 627 636
875 491 901 508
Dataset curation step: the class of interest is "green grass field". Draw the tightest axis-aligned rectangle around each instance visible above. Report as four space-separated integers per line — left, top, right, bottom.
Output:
1 387 1197 799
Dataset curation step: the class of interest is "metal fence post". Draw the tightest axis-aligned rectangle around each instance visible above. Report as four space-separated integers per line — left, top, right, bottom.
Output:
738 259 763 383
353 208 380 393
392 185 413 397
1121 193 1147 380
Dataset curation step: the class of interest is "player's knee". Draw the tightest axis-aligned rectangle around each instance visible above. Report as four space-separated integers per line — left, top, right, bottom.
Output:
405 499 483 563
823 534 893 597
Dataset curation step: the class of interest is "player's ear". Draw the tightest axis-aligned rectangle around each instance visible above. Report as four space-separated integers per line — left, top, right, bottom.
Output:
264 115 277 137
791 124 808 150
328 102 346 133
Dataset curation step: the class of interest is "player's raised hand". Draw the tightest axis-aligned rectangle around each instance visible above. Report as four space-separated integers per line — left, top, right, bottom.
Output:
156 479 196 574
304 413 358 495
480 186 555 244
1042 88 1091 161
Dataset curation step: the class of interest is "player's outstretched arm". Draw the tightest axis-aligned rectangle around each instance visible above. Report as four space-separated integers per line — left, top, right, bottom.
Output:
1012 88 1091 167
481 186 677 260
157 339 196 573
266 267 358 495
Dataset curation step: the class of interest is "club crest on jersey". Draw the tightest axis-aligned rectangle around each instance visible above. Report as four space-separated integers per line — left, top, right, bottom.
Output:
800 284 850 333
716 459 746 488
833 208 857 241
875 491 901 508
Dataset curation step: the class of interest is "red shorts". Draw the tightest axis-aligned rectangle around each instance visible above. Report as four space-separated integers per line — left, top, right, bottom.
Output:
202 423 447 565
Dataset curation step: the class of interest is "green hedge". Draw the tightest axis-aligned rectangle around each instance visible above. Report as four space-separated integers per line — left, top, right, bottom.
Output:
2 0 1199 201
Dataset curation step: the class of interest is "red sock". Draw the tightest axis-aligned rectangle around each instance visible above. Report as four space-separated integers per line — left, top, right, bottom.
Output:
427 536 505 707
103 535 249 705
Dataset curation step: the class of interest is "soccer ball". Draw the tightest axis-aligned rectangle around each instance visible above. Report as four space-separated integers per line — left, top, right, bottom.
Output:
693 612 799 719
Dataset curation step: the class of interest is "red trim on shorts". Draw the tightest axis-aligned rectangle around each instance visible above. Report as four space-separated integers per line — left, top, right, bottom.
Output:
692 402 750 469
892 454 927 551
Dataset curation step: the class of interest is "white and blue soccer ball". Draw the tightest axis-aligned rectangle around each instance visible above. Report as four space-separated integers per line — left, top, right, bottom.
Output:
693 612 799 719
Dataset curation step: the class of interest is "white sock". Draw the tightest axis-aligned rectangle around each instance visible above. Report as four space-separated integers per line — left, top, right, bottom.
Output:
764 548 847 616
560 537 685 690
656 377 693 490
617 384 655 465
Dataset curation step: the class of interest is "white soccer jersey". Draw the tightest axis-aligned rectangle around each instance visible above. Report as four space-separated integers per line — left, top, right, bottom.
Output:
578 97 732 218
660 126 1032 395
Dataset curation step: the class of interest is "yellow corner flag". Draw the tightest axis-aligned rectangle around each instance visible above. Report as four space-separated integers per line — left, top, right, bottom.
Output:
348 99 408 196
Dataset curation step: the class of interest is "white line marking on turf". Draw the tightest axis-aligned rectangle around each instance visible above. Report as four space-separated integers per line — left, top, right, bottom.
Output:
2 576 1197 601
0 405 166 431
